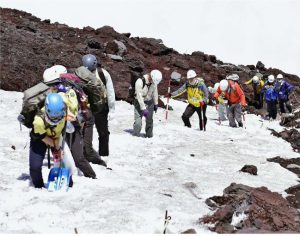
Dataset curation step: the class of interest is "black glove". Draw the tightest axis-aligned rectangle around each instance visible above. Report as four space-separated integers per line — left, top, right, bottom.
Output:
154 105 158 113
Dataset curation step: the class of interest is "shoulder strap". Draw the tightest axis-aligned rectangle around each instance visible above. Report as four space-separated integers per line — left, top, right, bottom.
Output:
141 77 146 88
98 68 107 86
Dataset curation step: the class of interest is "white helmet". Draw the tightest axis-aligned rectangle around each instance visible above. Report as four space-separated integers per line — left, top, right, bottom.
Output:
43 65 67 84
252 75 260 84
277 74 283 79
268 75 275 83
226 74 239 81
214 82 220 90
187 69 197 79
150 69 162 85
220 79 229 91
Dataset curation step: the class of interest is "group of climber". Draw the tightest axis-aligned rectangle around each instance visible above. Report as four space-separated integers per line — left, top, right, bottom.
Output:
244 73 294 120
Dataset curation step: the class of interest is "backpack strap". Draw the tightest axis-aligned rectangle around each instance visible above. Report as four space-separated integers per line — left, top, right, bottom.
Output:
98 68 107 86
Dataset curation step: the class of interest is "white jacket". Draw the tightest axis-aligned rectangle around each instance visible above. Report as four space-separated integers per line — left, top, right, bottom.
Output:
95 68 116 113
135 74 158 110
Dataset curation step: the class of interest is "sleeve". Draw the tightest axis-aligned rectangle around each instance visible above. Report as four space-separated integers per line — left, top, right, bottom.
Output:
154 85 158 105
244 79 253 85
236 84 247 106
286 81 294 93
135 78 146 110
171 83 187 98
103 69 116 113
214 87 221 99
32 116 47 137
201 83 209 103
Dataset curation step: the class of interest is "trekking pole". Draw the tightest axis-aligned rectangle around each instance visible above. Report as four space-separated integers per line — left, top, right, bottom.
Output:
165 78 171 121
163 210 171 234
242 112 246 129
201 105 206 131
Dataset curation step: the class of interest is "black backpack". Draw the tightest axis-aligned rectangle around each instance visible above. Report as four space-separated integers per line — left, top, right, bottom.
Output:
128 71 146 99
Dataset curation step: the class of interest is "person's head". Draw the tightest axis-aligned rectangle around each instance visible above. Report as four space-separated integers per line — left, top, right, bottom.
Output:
43 65 67 84
277 74 283 82
82 54 98 72
149 69 163 85
187 69 197 81
220 79 229 92
45 93 65 125
252 75 260 84
268 75 275 84
226 74 239 82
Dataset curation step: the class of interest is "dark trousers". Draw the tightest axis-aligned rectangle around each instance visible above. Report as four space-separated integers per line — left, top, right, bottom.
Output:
267 100 277 119
29 139 47 188
254 92 264 109
93 105 110 156
66 127 96 178
279 99 292 113
182 104 207 130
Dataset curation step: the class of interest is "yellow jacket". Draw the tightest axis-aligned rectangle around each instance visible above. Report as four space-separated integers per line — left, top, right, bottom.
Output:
244 79 265 94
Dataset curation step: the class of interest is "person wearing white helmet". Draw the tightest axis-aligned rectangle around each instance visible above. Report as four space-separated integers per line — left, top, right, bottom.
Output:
168 69 209 130
208 82 228 121
214 79 247 127
244 75 265 109
261 74 278 120
133 69 162 137
81 54 115 160
274 74 293 113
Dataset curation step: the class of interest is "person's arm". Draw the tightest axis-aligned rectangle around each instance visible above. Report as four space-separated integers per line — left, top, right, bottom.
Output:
170 83 187 98
103 69 116 113
236 84 247 107
244 79 253 85
201 83 209 103
153 84 158 105
135 78 147 110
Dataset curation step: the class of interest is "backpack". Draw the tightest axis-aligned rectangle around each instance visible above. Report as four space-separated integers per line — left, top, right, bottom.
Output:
75 66 107 113
265 86 278 102
128 71 145 99
19 82 50 128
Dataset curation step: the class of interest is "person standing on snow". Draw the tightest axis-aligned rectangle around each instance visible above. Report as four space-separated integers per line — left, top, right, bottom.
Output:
43 65 97 179
214 79 247 127
208 82 227 121
262 75 278 120
81 54 115 165
133 69 162 137
169 69 209 130
244 75 265 109
275 74 293 114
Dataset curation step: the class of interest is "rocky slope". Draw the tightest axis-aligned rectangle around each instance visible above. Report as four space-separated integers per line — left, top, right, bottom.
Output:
1 7 299 108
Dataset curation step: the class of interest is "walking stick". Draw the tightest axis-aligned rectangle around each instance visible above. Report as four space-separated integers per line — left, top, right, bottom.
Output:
163 210 171 234
201 104 206 131
242 112 246 129
165 78 171 121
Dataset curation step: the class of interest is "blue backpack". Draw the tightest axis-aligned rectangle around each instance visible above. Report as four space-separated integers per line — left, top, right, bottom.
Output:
264 86 278 102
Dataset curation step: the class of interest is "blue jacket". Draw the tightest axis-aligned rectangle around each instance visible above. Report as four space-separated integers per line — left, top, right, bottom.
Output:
275 80 293 101
262 85 278 102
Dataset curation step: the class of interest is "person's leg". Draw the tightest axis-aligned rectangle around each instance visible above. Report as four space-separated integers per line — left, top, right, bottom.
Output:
269 101 277 119
94 106 110 156
29 139 47 188
67 131 96 179
227 105 237 127
279 99 285 113
286 100 292 113
181 105 195 128
195 107 203 130
145 101 154 138
218 104 227 121
133 99 143 136
234 104 243 127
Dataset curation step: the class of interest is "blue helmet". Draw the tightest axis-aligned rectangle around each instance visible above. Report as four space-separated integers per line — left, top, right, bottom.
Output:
45 93 65 124
82 54 98 71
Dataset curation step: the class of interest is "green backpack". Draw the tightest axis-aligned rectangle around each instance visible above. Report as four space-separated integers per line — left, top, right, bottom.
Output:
75 66 107 113
19 82 50 128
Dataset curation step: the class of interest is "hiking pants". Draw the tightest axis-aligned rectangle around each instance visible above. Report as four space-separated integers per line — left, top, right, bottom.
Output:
267 100 278 119
218 103 227 121
254 92 264 109
83 114 105 164
182 104 207 130
93 104 110 156
279 99 292 113
133 99 154 138
29 139 47 188
227 103 242 127
66 127 96 178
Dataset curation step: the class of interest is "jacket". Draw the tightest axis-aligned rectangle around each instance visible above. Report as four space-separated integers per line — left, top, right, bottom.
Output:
95 68 116 113
135 74 158 111
245 79 265 94
275 80 293 101
171 77 208 107
262 85 278 102
214 80 247 106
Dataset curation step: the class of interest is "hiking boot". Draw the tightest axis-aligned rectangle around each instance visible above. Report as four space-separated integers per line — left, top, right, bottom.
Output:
238 122 243 127
97 159 107 167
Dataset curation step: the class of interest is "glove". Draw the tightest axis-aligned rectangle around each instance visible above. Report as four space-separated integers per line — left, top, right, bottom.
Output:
218 96 224 105
241 105 247 112
55 84 68 93
52 148 62 162
154 105 158 113
17 114 25 123
142 109 149 118
200 101 205 107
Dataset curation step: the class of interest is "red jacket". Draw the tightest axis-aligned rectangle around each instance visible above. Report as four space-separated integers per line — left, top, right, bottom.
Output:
214 81 247 106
